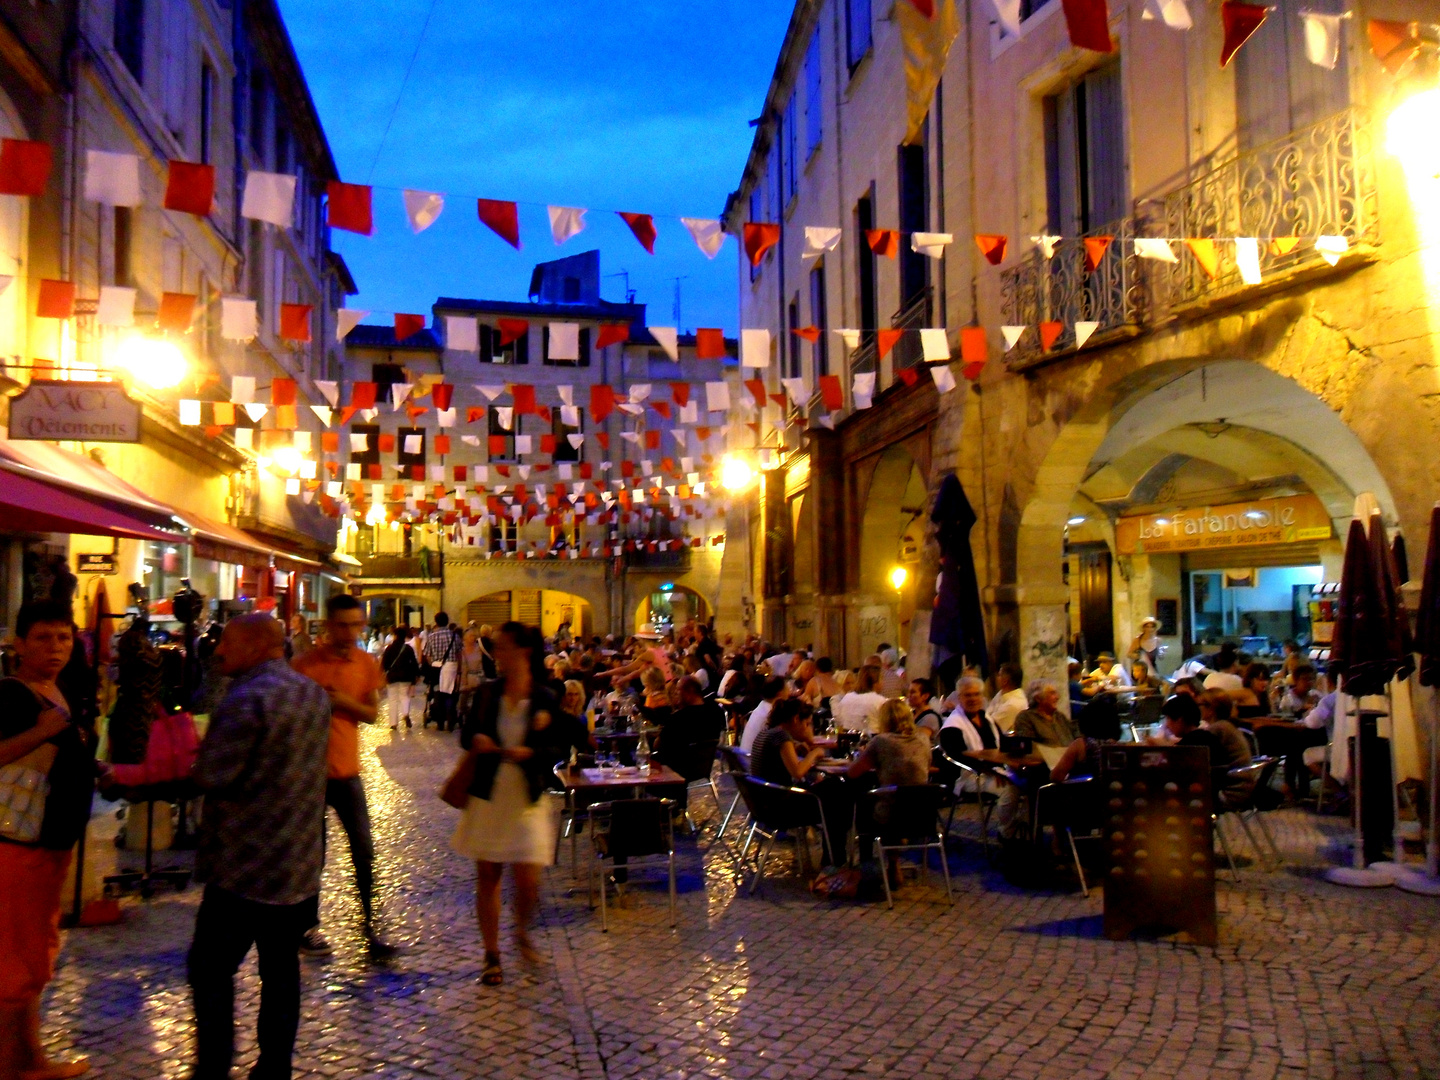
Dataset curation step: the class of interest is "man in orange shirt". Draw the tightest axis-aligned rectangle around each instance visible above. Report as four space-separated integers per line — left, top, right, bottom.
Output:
292 594 395 959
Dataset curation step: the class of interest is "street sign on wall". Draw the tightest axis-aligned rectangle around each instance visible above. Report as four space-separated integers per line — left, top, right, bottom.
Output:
1115 494 1332 555
6 380 142 443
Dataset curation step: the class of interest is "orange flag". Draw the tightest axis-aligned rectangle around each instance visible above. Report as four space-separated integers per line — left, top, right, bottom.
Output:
1083 236 1113 273
1368 20 1423 73
867 229 900 259
877 328 904 360
1269 238 1300 257
791 326 821 343
743 223 780 266
279 303 312 342
960 327 988 379
974 234 1008 265
394 313 426 341
1039 321 1064 351
36 279 75 319
327 181 373 235
1185 239 1220 279
158 292 197 332
596 322 629 349
695 328 727 359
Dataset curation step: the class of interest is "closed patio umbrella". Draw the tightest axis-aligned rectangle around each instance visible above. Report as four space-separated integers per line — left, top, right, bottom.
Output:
1397 504 1440 894
929 472 987 681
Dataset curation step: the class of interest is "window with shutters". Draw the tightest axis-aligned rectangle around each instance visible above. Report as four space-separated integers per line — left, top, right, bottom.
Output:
200 62 214 164
1043 62 1127 237
396 427 426 469
782 91 798 206
553 407 584 463
898 142 930 311
488 519 517 554
1234 0 1347 151
856 191 878 339
488 407 516 461
479 323 528 364
787 295 801 379
349 424 380 468
749 189 763 283
515 590 542 626
805 29 823 159
810 263 829 377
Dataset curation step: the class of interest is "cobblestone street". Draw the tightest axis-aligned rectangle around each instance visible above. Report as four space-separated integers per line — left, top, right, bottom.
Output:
41 723 1440 1080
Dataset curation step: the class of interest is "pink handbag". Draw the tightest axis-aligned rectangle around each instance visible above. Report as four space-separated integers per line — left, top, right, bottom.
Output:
109 710 200 787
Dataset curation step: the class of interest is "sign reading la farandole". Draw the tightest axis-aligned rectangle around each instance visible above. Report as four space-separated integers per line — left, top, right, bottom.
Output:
6 380 142 443
1116 494 1333 555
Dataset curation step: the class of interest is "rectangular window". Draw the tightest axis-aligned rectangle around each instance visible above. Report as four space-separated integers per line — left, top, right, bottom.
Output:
249 219 265 318
748 189 762 283
489 518 516 554
553 407 584 463
396 426 426 469
114 0 144 83
787 295 801 379
488 407 516 461
270 251 285 335
250 73 267 159
810 263 829 377
543 325 591 367
767 138 782 221
856 192 877 335
805 29 823 159
479 323 529 364
782 91 798 205
1043 61 1127 236
898 142 929 312
846 0 872 70
200 62 214 164
1234 0 1347 150
113 207 132 286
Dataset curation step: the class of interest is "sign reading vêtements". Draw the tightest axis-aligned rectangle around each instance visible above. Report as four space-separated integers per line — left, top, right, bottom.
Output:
1116 494 1332 555
7 380 142 443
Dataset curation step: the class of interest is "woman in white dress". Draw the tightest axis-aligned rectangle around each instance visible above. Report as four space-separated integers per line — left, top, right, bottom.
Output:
452 622 578 986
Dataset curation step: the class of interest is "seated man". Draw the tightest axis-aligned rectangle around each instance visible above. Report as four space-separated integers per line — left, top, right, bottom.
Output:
655 676 725 786
739 676 788 753
1082 653 1130 697
996 681 1081 840
986 663 1029 733
938 677 1003 757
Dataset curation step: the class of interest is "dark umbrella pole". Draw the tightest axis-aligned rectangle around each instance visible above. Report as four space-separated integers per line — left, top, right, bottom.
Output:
1397 504 1440 895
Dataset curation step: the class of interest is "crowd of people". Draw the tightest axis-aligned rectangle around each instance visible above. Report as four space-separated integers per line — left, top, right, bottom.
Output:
0 595 1345 1080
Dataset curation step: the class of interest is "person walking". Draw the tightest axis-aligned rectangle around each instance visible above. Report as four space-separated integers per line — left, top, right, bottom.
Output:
380 627 420 729
187 614 329 1080
423 612 464 732
0 600 96 1080
450 623 575 986
291 595 395 958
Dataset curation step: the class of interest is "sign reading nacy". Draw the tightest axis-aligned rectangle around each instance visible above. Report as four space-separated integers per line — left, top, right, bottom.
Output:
7 380 142 442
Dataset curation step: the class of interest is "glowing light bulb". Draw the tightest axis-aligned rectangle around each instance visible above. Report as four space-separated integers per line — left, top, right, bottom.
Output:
271 446 303 476
890 566 908 591
112 335 187 390
1387 89 1440 179
719 455 755 491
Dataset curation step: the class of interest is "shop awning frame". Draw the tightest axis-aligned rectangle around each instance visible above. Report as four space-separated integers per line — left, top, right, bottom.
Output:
0 465 183 542
178 513 276 569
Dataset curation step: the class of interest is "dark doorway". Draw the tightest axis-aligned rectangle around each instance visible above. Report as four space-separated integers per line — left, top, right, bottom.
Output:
1072 544 1114 660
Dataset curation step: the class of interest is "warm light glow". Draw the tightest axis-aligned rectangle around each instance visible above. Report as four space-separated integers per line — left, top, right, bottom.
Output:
270 446 303 476
719 455 755 491
1067 515 1087 526
890 566 908 591
364 502 387 526
1387 89 1440 179
111 335 187 390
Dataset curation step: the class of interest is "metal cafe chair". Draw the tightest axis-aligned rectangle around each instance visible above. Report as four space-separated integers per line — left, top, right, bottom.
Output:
589 797 677 932
937 745 999 859
861 784 955 909
714 744 750 842
1033 777 1105 897
732 774 832 895
1212 759 1281 879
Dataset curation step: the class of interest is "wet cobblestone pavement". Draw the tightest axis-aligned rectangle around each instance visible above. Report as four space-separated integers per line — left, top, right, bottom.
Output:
41 721 1440 1079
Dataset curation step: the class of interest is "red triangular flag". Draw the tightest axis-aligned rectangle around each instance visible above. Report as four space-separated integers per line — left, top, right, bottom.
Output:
645 431 660 450
394 313 426 341
743 222 780 267
165 161 216 216
867 230 900 259
407 405 426 423
974 234 1008 265
432 383 454 411
896 368 919 387
745 379 767 408
1368 20 1422 74
339 406 360 426
477 198 521 249
651 400 672 421
596 432 610 451
271 377 297 406
0 139 52 196
466 406 485 423
1083 236 1113 272
819 374 843 411
618 212 657 254
36 279 75 319
327 181 373 234
540 435 556 455
497 317 529 346
877 328 904 360
791 326 821 343
279 303 312 342
1039 322 1064 350
512 384 536 416
906 0 936 16
670 382 690 407
349 381 377 410
434 434 451 455
1220 2 1268 67
1061 0 1113 52
158 291 197 332
489 435 507 457
596 322 629 350
695 328 726 359
590 384 615 423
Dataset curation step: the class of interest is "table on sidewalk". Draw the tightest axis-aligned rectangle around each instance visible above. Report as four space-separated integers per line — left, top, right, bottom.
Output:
553 764 687 880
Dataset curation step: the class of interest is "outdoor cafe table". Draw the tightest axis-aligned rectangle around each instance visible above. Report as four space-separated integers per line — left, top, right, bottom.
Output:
553 763 687 879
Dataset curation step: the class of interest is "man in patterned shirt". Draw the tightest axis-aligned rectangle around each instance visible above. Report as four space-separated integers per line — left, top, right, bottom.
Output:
188 614 329 1080
422 611 463 731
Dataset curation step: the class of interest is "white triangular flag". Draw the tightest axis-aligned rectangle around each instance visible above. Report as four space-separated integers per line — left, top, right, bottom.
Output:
911 232 953 259
1315 235 1348 265
802 226 842 258
930 364 956 393
992 0 1022 34
96 286 137 327
547 205 587 244
310 405 333 426
445 315 479 352
233 427 253 450
780 377 810 409
1142 0 1192 29
650 327 679 360
1074 321 1100 349
230 375 256 403
560 405 580 427
567 433 585 449
84 150 142 207
621 431 641 445
437 408 456 428
241 171 297 227
1030 235 1062 259
557 385 574 407
548 322 580 361
179 399 201 425
1234 238 1262 285
853 372 876 409
475 384 504 402
221 298 258 341
495 406 513 430
243 403 268 423
1000 325 1026 351
1133 238 1178 263
670 428 688 446
920 328 951 361
815 414 836 430
680 217 726 259
314 380 339 406
629 383 651 403
837 329 861 351
336 309 367 340
461 435 481 447
1301 12 1341 69
391 383 413 410
403 190 444 233
362 409 378 422
705 381 730 413
741 328 770 368
618 402 644 416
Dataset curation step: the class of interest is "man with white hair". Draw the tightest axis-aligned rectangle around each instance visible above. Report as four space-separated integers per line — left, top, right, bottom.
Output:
938 677 1003 757
877 647 905 698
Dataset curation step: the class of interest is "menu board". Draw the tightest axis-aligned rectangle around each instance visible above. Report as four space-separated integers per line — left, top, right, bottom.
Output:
1101 745 1217 945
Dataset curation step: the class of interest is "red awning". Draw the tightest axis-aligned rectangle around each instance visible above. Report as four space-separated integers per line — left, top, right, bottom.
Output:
178 513 274 568
0 437 182 532
0 465 182 541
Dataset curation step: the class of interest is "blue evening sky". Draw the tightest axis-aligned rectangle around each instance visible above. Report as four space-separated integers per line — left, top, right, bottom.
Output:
276 1 793 335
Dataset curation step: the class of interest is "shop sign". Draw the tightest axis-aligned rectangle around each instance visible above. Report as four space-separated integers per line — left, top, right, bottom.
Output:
1116 494 1332 555
77 553 116 573
6 380 142 443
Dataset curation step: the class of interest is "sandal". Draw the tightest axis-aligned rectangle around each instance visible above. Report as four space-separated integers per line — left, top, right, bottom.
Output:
515 935 543 965
481 952 503 986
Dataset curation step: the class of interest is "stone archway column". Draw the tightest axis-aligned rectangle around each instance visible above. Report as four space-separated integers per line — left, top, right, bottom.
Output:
1017 585 1073 716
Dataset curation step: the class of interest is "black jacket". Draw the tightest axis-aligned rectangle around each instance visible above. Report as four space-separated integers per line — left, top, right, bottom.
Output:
459 681 581 804
381 639 420 684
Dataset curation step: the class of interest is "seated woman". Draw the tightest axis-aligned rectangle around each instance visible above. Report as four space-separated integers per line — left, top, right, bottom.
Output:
638 666 672 727
847 699 931 884
749 698 848 865
1232 664 1272 721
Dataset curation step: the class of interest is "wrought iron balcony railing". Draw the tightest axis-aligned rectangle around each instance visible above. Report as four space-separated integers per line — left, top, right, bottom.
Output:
1000 107 1377 370
888 287 933 373
353 553 441 579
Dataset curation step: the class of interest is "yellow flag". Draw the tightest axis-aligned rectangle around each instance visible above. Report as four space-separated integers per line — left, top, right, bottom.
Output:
898 0 960 144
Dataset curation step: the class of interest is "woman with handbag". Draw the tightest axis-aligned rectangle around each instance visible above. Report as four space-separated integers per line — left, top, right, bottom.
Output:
0 600 96 1080
444 622 576 987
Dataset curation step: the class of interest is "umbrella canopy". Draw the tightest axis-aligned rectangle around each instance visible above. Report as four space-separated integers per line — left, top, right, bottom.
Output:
1369 511 1415 688
1329 517 1383 696
929 473 987 676
1393 533 1410 586
1417 506 1440 688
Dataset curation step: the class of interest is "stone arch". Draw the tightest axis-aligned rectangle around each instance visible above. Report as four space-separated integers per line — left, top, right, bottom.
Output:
632 582 710 634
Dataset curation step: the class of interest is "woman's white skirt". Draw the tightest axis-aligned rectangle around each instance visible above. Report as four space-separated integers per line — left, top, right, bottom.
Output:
450 761 559 865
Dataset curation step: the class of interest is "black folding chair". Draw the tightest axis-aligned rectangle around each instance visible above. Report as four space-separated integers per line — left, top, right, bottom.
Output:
714 745 750 841
589 797 676 931
732 774 831 895
1213 758 1282 877
862 785 954 909
1033 777 1105 896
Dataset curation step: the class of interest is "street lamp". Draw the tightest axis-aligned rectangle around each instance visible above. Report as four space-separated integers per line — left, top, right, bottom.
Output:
1387 88 1440 179
111 334 187 390
890 565 908 592
719 454 756 491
